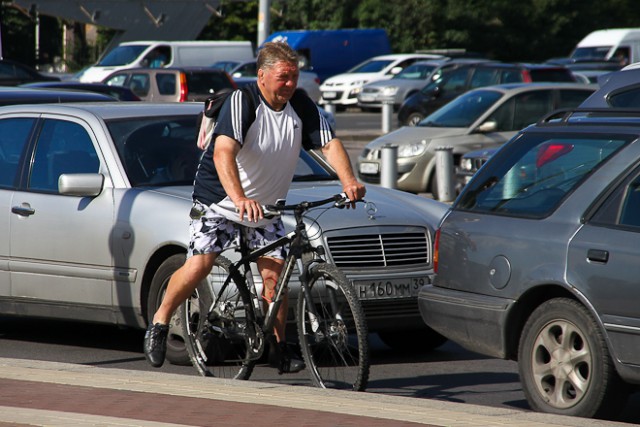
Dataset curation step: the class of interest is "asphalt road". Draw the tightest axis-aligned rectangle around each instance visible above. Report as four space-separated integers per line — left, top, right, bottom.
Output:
0 316 638 424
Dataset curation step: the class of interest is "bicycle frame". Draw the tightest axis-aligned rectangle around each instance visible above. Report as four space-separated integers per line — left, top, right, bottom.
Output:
216 203 328 356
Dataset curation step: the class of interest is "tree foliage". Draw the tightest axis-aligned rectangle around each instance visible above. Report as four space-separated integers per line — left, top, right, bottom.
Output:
2 0 640 69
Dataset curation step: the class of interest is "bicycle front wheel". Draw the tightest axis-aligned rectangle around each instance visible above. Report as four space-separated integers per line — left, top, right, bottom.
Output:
179 256 258 380
297 263 369 391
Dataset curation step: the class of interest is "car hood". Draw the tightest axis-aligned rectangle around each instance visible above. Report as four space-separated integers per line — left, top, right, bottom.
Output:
364 79 424 90
148 181 448 233
286 181 448 232
364 125 469 150
322 73 383 86
463 146 499 160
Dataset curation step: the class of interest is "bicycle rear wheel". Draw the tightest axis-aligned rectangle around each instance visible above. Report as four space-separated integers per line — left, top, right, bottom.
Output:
179 256 258 380
297 263 369 391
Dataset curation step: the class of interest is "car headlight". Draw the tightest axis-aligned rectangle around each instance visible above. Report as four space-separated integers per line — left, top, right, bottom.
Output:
460 158 473 171
397 141 428 158
381 87 399 97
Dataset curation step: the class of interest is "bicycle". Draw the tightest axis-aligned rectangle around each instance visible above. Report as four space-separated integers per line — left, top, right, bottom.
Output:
178 193 370 391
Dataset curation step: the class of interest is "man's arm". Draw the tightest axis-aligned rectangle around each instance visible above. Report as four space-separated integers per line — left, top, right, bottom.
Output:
213 134 262 222
321 138 366 204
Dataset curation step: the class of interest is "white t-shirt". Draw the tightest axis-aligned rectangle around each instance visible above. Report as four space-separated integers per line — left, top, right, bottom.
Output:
192 84 335 227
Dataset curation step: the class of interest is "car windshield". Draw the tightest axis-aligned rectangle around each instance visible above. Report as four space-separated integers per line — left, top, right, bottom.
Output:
419 89 503 128
457 132 630 218
106 116 334 187
571 46 612 61
349 59 394 73
392 63 437 80
98 45 149 66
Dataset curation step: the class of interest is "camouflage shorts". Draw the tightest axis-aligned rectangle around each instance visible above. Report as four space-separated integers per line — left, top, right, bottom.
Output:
187 200 286 260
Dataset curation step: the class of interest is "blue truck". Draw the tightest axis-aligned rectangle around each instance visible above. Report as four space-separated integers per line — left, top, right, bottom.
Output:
263 29 391 82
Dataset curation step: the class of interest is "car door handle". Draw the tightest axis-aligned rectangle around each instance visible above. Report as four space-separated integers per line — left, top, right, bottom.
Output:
11 204 36 217
587 249 609 263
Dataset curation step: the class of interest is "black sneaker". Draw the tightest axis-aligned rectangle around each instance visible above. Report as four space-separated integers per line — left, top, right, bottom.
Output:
277 341 305 375
144 322 169 368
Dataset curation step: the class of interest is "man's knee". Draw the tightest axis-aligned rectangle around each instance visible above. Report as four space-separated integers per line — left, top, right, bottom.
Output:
183 254 217 283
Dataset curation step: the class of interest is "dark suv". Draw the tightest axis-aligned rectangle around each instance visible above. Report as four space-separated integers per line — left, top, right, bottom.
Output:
398 62 577 126
419 100 640 419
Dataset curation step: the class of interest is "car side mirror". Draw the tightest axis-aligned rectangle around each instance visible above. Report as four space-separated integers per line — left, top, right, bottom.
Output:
476 120 497 133
390 66 403 75
58 173 104 197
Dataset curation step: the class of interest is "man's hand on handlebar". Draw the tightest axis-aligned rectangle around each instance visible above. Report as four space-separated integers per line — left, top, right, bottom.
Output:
342 181 366 209
235 197 263 223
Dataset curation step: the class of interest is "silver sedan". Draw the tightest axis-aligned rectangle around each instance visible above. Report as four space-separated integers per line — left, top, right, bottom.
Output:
0 102 449 364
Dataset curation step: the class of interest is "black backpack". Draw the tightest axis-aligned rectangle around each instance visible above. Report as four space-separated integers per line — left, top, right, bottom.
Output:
196 87 255 150
195 86 312 150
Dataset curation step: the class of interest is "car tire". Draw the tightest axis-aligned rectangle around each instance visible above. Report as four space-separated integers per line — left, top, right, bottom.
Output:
406 112 424 126
378 327 447 353
518 298 629 418
147 253 192 366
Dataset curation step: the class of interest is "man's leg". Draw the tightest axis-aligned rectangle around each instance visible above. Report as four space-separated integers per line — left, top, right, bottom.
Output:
144 253 217 367
258 256 305 374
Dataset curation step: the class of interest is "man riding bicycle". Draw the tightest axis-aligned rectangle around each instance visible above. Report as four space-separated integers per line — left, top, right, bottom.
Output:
144 41 366 373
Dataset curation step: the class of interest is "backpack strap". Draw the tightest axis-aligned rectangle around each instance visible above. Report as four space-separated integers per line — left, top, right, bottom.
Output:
289 88 328 151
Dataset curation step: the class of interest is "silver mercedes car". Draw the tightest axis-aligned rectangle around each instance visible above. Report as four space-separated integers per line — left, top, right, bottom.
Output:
0 102 448 364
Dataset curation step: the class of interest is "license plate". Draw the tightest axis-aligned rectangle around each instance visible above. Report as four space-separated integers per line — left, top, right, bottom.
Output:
354 277 428 300
359 95 375 102
323 91 337 99
359 162 379 175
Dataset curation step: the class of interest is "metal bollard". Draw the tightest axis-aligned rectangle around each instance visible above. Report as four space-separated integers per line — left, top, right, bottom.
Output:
435 146 455 202
381 99 393 133
380 144 398 189
324 103 336 115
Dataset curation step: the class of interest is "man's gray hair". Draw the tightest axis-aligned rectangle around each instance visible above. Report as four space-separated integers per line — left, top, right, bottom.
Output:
257 42 299 71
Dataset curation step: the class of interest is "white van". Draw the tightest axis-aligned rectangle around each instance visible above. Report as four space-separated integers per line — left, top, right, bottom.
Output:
78 40 254 83
570 28 640 66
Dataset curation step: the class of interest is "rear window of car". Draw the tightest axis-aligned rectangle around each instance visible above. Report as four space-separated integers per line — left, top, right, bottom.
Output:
457 132 630 217
185 72 235 94
606 84 640 107
529 68 576 82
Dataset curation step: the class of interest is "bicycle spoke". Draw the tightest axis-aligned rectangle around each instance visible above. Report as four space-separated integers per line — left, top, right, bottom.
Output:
180 256 256 380
297 263 369 391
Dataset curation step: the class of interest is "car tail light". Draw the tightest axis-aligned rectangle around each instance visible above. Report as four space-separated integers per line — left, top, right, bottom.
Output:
521 69 532 83
433 228 441 274
314 77 320 85
536 142 574 168
178 72 188 102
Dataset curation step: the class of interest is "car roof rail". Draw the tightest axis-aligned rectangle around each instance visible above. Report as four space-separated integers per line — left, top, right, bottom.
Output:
538 107 640 125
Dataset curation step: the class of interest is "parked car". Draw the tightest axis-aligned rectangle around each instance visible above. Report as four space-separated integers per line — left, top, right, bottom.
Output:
0 102 449 365
356 60 442 110
102 67 236 102
579 65 640 108
418 94 640 418
358 83 595 197
398 62 578 126
544 58 621 84
456 66 640 191
319 53 443 109
20 81 141 101
213 60 322 103
0 86 116 106
0 59 60 86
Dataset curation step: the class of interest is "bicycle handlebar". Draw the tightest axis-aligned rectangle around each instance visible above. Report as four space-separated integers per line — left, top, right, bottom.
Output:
263 193 357 217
